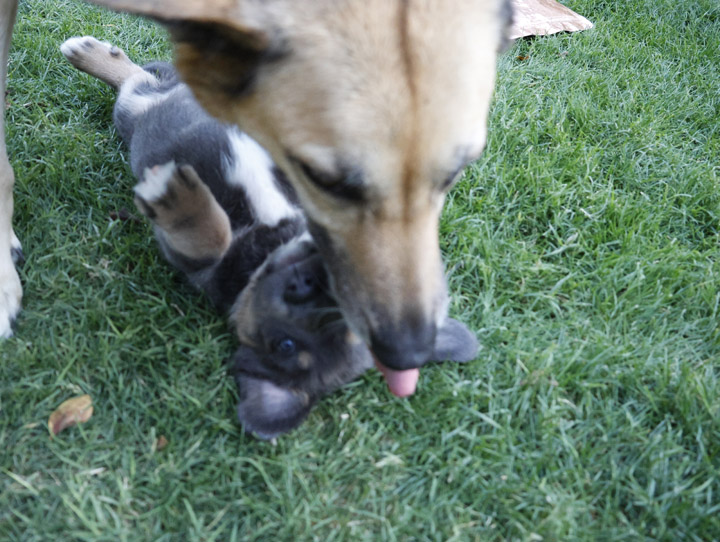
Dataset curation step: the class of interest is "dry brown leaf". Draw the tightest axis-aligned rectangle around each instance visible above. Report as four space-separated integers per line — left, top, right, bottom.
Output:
508 0 594 40
155 435 169 451
48 394 93 436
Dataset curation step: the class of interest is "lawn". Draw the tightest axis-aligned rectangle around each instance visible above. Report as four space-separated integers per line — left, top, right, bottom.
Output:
1 0 719 540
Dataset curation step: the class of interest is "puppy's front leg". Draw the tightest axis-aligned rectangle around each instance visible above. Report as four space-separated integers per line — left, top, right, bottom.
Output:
134 161 232 262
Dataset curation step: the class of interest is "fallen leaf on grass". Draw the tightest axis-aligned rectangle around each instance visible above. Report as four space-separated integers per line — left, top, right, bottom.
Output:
155 435 169 451
48 394 93 436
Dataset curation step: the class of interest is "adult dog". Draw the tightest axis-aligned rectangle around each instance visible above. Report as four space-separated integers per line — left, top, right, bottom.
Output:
0 1 511 395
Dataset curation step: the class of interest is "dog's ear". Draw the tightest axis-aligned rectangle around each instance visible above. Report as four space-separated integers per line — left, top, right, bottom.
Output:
431 318 479 363
236 376 314 440
87 0 261 35
89 0 278 98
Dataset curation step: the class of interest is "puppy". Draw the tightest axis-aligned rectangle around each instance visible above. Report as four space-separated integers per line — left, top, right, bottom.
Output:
61 36 479 439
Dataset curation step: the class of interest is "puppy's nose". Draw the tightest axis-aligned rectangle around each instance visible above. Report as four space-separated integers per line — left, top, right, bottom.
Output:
370 319 436 371
284 264 320 303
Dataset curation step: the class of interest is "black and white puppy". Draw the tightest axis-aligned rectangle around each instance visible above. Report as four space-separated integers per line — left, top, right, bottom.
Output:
61 36 479 439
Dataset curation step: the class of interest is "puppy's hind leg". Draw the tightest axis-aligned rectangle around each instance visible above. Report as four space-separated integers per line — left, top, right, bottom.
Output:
134 162 232 262
60 36 145 89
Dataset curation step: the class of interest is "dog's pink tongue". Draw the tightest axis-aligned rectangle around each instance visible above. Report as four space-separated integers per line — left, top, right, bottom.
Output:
374 359 420 397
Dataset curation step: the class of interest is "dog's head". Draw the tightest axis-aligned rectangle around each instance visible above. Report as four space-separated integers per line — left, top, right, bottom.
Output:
92 0 510 375
229 239 479 439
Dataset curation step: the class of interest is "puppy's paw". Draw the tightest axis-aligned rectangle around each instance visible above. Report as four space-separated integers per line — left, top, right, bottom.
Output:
135 162 231 260
61 36 127 70
0 245 22 339
61 36 140 89
134 161 199 222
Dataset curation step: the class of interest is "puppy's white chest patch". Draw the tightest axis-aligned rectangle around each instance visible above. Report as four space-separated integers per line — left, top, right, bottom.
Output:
223 129 297 226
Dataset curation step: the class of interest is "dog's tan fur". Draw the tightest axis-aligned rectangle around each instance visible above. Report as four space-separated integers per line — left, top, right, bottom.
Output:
1 0 509 370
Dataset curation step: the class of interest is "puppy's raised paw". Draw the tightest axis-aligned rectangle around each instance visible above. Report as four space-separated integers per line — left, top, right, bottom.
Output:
134 162 231 260
134 161 199 222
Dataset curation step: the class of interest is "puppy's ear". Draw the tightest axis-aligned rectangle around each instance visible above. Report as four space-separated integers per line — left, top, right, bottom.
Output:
236 376 314 440
431 318 479 363
231 346 314 439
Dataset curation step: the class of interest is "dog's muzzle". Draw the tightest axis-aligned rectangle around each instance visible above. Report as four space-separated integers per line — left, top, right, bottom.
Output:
369 319 436 372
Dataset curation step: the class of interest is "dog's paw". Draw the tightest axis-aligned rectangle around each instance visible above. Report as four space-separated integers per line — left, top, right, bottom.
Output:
0 245 22 339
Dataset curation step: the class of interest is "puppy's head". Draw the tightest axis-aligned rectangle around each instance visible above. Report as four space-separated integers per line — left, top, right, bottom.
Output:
92 0 511 375
228 239 374 439
228 239 480 439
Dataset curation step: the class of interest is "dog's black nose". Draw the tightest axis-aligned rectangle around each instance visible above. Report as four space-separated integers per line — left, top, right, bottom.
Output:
370 319 436 371
283 263 321 303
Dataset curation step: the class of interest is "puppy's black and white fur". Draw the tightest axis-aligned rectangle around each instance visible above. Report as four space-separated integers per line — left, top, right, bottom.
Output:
61 36 479 439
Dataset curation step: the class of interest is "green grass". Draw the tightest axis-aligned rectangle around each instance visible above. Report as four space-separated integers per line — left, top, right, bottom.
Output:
1 0 719 539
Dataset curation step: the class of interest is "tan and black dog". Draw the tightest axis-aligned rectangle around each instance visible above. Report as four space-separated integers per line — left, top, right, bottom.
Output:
1 1 511 396
60 36 479 437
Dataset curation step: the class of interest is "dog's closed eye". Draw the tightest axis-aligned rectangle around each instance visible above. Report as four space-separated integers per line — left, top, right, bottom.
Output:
287 154 367 203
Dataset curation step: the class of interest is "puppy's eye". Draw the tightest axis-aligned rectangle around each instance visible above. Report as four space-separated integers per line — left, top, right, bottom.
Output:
273 338 297 355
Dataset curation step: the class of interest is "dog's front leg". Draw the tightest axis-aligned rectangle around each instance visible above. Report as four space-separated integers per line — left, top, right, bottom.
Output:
0 0 22 338
0 154 22 339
